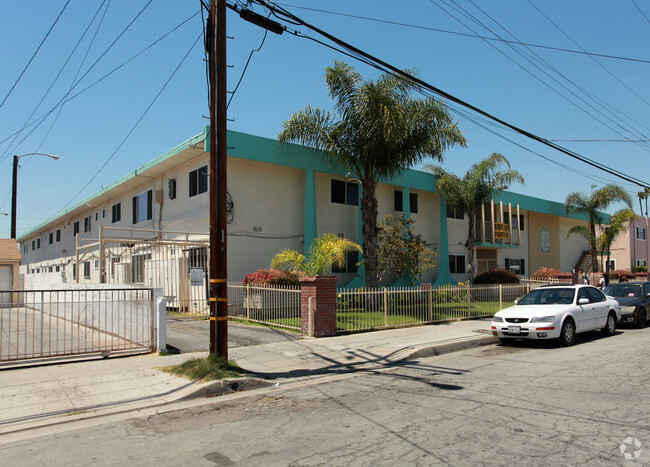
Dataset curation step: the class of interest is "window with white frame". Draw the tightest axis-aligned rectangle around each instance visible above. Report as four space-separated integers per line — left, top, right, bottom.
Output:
505 258 526 275
84 216 91 233
83 261 91 279
330 179 358 206
73 221 80 236
637 259 647 267
636 226 646 240
449 254 466 274
189 165 208 197
132 190 152 224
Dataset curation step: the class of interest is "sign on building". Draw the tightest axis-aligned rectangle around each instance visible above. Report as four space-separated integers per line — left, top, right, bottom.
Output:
494 222 510 240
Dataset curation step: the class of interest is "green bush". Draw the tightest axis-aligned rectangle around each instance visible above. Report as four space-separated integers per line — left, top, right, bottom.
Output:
634 265 648 273
473 268 520 284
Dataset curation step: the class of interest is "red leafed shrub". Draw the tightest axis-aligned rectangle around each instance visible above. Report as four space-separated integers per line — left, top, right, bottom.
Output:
242 268 303 286
609 269 635 280
531 267 561 280
473 268 520 284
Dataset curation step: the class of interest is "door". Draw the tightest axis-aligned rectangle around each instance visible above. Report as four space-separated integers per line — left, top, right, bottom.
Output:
0 265 12 306
586 287 609 329
576 288 596 330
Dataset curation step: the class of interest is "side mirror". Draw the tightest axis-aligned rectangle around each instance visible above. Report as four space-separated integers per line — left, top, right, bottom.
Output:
578 297 590 305
514 299 519 305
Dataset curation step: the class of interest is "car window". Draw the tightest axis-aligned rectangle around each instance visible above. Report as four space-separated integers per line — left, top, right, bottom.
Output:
586 287 606 303
645 284 650 297
604 284 642 298
518 288 575 305
577 288 590 303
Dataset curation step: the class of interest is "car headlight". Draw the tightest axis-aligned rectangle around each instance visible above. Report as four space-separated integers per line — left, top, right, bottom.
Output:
620 306 636 313
492 316 504 322
531 316 555 323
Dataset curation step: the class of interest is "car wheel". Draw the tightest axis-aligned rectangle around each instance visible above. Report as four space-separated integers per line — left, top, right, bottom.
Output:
559 319 575 346
637 308 647 329
602 312 616 336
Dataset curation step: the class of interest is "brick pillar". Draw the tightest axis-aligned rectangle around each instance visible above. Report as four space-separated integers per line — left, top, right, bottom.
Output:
556 272 575 284
300 275 337 337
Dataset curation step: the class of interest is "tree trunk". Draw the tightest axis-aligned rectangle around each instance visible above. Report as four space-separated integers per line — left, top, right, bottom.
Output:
361 178 379 288
590 221 599 273
466 216 475 284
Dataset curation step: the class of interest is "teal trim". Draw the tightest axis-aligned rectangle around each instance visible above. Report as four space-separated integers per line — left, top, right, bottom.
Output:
403 186 411 220
304 170 317 256
18 130 207 241
346 183 366 288
434 195 456 286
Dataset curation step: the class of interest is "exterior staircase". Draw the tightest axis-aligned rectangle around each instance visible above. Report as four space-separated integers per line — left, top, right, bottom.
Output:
574 250 594 274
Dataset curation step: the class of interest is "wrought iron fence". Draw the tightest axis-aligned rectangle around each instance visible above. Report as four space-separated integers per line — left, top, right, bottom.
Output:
335 282 549 333
227 282 301 331
0 288 154 363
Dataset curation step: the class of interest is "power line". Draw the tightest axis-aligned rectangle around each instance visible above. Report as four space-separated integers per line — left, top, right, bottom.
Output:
631 0 650 24
243 1 650 188
58 32 203 213
275 2 650 65
0 0 71 112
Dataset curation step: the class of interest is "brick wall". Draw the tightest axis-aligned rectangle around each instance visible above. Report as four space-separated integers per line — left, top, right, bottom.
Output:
300 275 337 337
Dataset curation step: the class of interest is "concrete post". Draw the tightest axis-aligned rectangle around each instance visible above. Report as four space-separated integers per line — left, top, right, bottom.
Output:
154 287 167 352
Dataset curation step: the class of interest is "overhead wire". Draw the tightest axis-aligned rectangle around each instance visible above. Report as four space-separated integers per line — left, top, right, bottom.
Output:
58 31 204 213
0 0 71 112
0 10 201 161
1 0 110 162
245 0 649 188
275 2 650 65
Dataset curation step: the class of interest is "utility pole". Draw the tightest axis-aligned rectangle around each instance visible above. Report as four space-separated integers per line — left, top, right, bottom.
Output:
208 0 228 358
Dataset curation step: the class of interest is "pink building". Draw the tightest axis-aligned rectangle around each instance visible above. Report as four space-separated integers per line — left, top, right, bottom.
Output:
606 217 650 272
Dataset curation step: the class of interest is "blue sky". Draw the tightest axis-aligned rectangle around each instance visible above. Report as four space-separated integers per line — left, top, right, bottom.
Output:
0 0 648 238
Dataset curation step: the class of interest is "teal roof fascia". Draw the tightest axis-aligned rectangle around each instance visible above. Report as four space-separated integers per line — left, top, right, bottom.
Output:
18 130 207 241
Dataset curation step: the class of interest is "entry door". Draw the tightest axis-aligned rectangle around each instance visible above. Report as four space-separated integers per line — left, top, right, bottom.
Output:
0 265 12 306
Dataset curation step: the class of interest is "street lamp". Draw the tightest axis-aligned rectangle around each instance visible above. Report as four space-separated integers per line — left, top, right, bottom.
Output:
11 153 59 239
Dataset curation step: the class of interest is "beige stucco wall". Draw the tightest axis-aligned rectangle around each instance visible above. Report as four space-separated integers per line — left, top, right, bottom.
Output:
527 212 560 274
559 217 590 272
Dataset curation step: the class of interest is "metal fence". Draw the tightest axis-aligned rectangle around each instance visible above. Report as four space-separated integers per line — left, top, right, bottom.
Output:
227 282 302 331
0 288 154 363
335 281 550 333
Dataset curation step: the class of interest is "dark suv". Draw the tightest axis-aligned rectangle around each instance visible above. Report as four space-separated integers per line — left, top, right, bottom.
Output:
604 281 650 328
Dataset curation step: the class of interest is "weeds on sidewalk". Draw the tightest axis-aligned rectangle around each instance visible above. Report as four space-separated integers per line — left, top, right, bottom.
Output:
160 354 245 382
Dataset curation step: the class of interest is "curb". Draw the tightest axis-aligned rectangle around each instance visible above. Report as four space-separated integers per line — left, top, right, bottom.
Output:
397 335 498 361
179 377 274 400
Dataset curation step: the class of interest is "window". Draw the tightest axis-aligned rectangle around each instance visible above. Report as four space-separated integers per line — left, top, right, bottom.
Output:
505 258 526 275
31 240 35 250
168 178 177 200
83 261 91 279
332 250 359 274
189 165 208 197
131 253 152 283
394 190 403 211
449 254 466 274
636 227 646 240
519 214 525 230
84 216 91 233
112 202 121 223
49 232 53 245
72 263 77 280
56 229 61 242
23 244 28 254
409 193 418 214
95 212 99 221
637 259 647 267
330 179 358 206
55 265 60 272
111 257 121 278
586 287 606 303
102 208 107 218
73 221 80 236
94 259 99 270
132 190 152 224
446 205 464 220
37 238 40 249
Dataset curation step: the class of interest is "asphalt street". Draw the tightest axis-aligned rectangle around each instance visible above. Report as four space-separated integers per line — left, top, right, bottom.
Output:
165 317 299 353
2 324 648 465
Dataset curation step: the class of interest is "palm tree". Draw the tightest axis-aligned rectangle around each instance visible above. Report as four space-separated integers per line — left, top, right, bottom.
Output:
278 61 466 288
271 233 362 276
424 153 524 283
565 184 633 273
597 208 637 273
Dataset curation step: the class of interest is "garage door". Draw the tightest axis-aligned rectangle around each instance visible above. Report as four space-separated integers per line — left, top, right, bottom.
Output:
0 265 12 305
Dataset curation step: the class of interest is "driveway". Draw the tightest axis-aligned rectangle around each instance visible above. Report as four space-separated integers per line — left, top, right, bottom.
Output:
165 316 300 353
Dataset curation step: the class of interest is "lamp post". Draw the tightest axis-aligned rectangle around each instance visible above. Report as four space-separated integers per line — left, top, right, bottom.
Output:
11 153 59 239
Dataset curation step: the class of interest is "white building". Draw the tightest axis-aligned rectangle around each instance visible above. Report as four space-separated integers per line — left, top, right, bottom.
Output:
18 128 595 291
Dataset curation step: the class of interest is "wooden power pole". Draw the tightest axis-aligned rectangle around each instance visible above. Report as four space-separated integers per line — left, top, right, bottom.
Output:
208 0 228 358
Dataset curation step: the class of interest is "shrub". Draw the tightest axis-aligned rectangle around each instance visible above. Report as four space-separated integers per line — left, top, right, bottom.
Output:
243 268 303 286
473 268 520 284
531 267 561 280
634 265 648 273
610 269 635 280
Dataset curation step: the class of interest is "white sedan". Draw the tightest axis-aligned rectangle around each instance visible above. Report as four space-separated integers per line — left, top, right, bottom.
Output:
491 284 621 346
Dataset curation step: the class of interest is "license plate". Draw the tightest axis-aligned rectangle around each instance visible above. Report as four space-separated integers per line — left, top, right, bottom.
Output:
508 326 521 334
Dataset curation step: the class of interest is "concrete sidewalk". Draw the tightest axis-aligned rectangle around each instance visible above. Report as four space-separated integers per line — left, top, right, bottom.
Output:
0 319 496 437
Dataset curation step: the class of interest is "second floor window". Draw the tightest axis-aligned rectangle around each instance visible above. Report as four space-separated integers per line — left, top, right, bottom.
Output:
112 202 121 223
132 190 153 224
331 179 358 206
189 166 208 197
